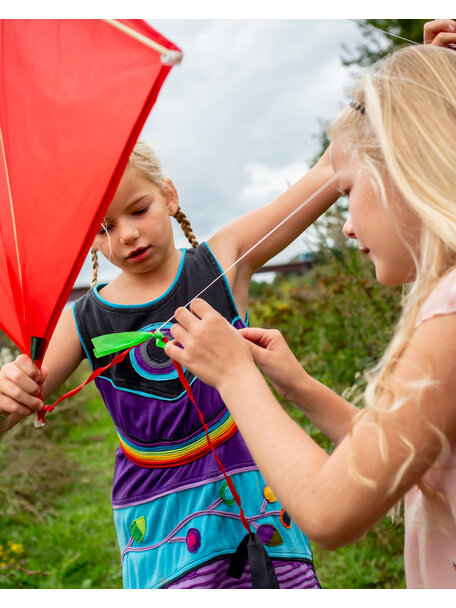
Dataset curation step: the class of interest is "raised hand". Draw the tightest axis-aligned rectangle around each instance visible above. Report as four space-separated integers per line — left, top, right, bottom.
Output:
424 19 456 48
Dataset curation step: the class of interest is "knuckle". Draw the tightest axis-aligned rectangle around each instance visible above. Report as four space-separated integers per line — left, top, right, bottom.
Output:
10 402 24 414
11 385 22 401
10 367 22 382
175 306 186 318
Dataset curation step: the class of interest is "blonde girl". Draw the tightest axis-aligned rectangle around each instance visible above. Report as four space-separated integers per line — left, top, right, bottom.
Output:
165 42 456 588
0 138 338 587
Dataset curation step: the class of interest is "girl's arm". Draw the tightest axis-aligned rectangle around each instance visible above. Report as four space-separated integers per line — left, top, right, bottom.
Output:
166 300 456 549
239 327 359 444
207 149 339 315
0 307 84 436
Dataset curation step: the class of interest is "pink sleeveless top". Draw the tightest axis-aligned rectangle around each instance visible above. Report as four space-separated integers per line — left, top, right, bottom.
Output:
404 269 456 588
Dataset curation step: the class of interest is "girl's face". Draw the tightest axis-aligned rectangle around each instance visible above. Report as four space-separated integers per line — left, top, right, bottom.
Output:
93 167 179 274
331 141 420 286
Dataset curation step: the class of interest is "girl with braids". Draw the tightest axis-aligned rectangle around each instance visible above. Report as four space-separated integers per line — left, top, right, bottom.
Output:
166 39 456 588
0 139 339 587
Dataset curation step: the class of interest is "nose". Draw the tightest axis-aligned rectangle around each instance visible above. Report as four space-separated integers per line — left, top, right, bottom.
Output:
343 215 357 240
118 221 139 245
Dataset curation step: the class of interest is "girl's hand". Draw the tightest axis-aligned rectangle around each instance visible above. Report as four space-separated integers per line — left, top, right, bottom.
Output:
239 327 310 401
0 355 48 418
424 19 456 48
166 299 255 392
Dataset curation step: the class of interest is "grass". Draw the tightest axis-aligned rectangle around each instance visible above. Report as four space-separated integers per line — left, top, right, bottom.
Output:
0 367 122 589
0 242 407 588
0 358 406 589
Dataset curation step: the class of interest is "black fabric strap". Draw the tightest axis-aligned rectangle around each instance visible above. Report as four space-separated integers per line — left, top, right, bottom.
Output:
228 533 280 589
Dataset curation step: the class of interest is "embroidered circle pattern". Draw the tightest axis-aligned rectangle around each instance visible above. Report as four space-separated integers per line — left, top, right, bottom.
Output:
129 323 185 382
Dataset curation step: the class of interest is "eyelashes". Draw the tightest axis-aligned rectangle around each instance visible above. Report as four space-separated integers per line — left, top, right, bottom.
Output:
132 205 150 216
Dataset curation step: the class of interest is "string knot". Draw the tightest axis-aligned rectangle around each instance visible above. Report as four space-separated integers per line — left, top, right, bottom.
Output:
153 330 167 349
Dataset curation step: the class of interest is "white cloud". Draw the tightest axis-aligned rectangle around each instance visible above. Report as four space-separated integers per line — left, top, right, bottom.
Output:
239 161 309 209
77 19 365 286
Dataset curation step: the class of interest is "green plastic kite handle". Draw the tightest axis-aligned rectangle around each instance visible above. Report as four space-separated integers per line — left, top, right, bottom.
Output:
91 330 169 358
92 331 152 358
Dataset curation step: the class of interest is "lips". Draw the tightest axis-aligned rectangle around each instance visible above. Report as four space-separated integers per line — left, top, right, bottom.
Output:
126 246 151 261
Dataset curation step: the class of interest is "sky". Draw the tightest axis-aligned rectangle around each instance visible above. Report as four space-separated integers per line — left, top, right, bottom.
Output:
76 18 367 286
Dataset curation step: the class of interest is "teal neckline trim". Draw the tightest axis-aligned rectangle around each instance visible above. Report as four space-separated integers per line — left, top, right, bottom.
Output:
93 249 186 309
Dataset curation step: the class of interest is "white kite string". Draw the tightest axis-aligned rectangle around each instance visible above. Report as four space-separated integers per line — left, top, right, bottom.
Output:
348 20 420 46
154 175 336 335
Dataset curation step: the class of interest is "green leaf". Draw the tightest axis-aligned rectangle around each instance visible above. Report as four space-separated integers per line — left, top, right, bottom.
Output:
130 516 146 543
91 331 152 358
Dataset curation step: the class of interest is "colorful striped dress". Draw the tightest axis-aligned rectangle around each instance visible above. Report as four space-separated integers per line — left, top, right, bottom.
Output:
73 243 319 589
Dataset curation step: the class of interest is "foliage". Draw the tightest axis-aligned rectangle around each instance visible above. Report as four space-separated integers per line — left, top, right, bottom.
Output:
0 360 122 589
342 20 429 67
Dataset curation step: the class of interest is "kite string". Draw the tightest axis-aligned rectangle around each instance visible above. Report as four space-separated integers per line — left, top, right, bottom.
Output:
155 175 336 335
42 175 336 415
348 19 420 46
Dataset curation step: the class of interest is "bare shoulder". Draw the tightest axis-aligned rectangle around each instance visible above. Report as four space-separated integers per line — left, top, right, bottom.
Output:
391 312 456 438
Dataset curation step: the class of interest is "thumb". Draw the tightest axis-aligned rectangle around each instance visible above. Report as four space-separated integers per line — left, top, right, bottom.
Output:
39 365 49 385
243 337 271 366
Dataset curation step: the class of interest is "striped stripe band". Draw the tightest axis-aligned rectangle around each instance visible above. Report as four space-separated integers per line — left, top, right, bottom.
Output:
117 410 238 468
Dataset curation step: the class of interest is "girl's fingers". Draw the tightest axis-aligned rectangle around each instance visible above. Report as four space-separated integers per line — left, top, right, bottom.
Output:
189 298 214 318
164 339 187 366
424 19 456 43
2 361 42 398
174 306 201 331
40 365 49 385
429 32 456 47
0 399 35 417
0 378 42 413
15 354 41 380
169 322 187 344
239 327 283 348
238 327 268 342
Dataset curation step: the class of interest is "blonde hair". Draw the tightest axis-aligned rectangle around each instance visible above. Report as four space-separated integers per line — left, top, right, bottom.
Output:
91 140 198 286
330 45 456 511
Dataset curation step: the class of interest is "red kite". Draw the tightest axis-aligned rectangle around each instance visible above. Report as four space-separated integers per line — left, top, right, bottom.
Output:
0 19 181 363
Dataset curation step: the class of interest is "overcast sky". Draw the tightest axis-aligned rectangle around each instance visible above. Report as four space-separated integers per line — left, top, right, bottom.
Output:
77 19 367 285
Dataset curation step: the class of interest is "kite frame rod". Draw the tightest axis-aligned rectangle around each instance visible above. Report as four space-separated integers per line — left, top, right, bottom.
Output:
103 19 182 64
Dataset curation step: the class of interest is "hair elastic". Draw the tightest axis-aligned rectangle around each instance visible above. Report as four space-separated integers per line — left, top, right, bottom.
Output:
349 100 365 114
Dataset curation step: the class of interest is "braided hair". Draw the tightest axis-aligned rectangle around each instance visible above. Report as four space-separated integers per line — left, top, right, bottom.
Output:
91 141 198 288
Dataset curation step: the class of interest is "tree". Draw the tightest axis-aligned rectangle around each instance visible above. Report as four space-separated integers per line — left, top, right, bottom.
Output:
342 19 429 67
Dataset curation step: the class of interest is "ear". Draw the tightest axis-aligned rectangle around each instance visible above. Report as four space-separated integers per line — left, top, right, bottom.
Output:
163 179 179 217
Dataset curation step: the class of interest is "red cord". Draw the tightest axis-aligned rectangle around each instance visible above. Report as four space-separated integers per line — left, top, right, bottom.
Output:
162 337 251 533
44 346 136 413
42 336 252 533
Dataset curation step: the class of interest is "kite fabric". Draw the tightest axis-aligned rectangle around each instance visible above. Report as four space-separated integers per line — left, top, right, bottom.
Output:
0 19 181 362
